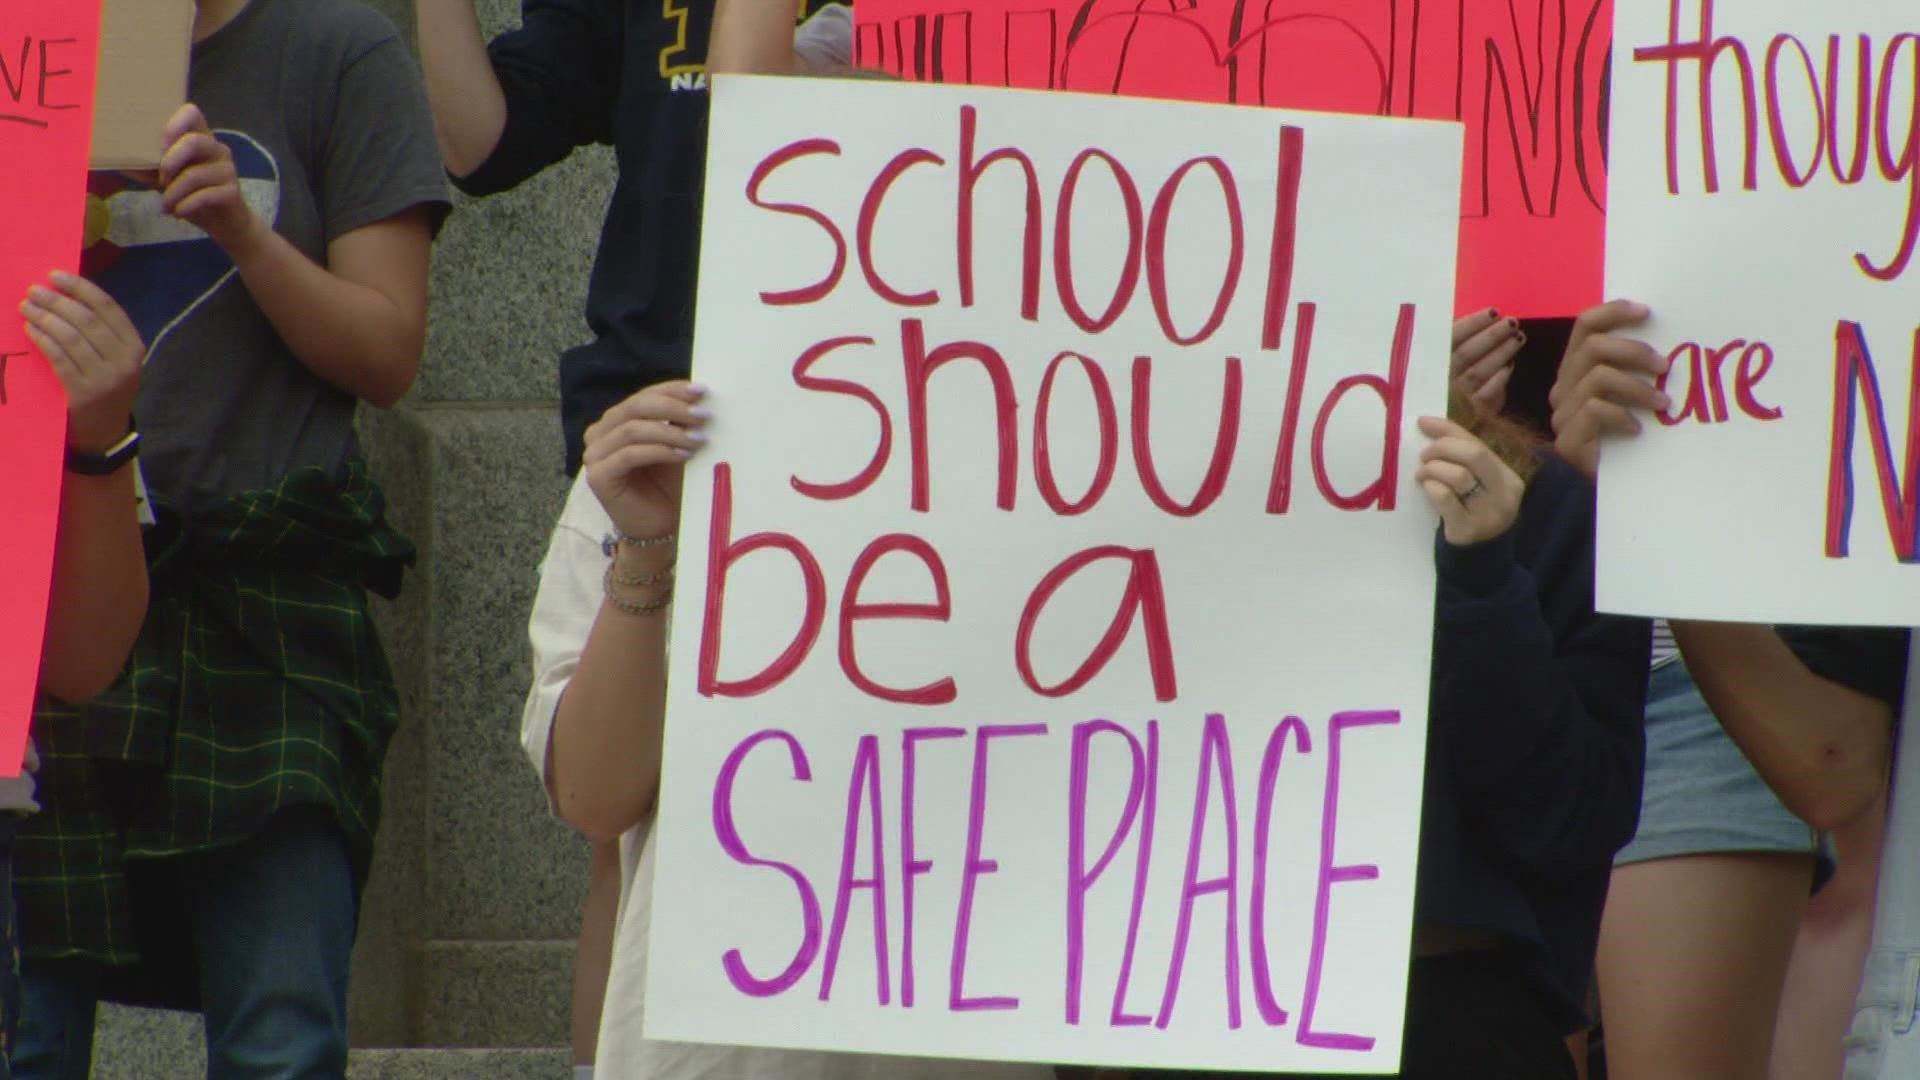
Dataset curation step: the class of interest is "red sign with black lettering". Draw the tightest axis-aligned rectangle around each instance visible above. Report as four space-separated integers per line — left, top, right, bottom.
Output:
0 4 103 774
854 0 1612 317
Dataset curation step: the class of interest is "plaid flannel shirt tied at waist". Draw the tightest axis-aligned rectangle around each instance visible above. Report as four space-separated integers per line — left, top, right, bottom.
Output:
18 461 414 966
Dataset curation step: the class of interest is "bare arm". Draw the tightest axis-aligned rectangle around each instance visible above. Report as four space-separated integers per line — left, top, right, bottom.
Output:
548 546 676 840
225 213 432 410
22 273 150 703
541 383 709 840
414 0 509 177
710 0 806 75
156 104 432 409
1672 620 1893 831
42 471 148 703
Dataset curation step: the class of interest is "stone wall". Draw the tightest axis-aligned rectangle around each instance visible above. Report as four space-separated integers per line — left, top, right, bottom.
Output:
352 0 616 1049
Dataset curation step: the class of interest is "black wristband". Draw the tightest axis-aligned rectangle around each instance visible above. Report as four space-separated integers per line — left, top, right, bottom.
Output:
65 429 140 476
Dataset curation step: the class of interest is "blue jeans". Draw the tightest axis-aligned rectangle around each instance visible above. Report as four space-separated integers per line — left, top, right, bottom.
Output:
12 808 357 1080
0 816 22 1080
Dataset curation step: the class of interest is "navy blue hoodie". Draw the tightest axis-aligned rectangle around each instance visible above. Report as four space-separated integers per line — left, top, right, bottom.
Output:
456 0 834 475
1424 453 1650 1033
1424 454 1913 1035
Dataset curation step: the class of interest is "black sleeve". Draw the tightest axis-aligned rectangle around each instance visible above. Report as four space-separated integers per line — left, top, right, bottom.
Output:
457 0 626 196
1430 458 1651 881
1774 626 1910 712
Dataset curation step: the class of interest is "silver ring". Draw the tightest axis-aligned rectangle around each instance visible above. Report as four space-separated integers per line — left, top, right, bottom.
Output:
1456 478 1486 506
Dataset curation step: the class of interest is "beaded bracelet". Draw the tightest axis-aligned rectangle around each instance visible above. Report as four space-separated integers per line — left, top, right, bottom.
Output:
608 562 674 589
604 564 674 617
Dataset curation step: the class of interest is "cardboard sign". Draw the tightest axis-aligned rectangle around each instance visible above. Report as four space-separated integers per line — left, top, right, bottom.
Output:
1598 0 1920 624
0 3 103 773
91 0 193 169
854 0 1612 318
644 75 1461 1071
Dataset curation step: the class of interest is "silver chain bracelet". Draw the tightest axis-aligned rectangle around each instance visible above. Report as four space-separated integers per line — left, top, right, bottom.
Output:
602 530 677 557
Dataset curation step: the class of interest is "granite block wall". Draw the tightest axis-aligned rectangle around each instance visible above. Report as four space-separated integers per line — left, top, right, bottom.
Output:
345 0 619 1042
355 0 618 1051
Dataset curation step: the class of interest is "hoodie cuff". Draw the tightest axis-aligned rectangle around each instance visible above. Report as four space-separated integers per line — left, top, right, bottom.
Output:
1434 527 1517 598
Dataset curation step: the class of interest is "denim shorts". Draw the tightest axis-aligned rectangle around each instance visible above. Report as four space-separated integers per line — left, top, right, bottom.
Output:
1614 660 1822 867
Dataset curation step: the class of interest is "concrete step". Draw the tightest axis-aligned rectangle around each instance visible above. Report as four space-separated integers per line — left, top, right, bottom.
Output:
418 940 574 1047
89 1004 199 1079
89 1004 570 1079
351 1048 573 1079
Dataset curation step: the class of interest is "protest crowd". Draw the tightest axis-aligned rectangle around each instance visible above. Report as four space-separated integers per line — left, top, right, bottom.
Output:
7 0 1920 1078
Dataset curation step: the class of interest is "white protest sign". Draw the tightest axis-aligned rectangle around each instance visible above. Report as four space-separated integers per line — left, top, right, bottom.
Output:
1600 0 1920 624
645 75 1461 1072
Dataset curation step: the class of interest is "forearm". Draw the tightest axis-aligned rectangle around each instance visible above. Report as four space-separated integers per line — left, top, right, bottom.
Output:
415 0 509 176
40 471 148 703
1673 619 1892 830
225 218 427 409
710 0 801 75
548 555 673 841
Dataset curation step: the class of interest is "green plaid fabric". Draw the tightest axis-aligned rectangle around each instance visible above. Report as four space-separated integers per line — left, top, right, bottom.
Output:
17 462 413 971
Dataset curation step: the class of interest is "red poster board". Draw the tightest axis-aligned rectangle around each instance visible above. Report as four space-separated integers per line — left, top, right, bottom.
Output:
854 0 1611 317
0 4 103 775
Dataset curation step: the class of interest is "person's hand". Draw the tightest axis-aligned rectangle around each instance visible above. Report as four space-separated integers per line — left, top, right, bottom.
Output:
19 272 145 454
582 381 711 542
1416 416 1524 546
1451 308 1524 417
157 104 262 252
1547 300 1670 479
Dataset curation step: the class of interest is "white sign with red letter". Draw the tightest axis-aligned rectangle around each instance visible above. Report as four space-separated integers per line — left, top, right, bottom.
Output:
645 75 1461 1072
1599 0 1920 623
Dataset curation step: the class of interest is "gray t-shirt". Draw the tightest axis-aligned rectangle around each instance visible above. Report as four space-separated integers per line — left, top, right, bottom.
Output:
84 0 449 512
